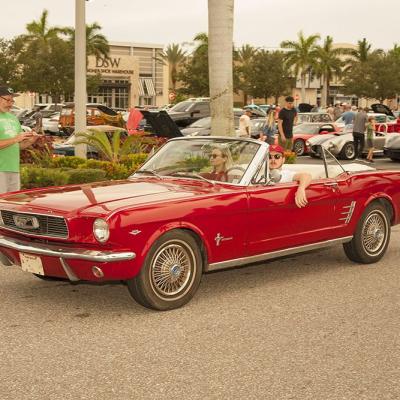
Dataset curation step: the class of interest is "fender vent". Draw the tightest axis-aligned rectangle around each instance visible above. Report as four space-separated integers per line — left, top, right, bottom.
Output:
339 201 356 224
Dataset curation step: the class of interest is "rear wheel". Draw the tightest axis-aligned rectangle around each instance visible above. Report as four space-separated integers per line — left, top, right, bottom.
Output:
293 139 305 156
339 142 355 160
343 203 390 264
127 230 203 310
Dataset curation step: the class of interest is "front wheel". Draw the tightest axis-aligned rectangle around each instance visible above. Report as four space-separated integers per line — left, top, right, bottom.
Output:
339 142 355 160
127 230 203 310
343 203 391 264
293 139 305 156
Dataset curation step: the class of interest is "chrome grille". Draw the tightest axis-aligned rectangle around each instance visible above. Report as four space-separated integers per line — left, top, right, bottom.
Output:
0 210 68 238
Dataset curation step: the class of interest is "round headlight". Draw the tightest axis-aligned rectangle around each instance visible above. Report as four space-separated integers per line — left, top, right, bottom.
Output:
93 218 110 243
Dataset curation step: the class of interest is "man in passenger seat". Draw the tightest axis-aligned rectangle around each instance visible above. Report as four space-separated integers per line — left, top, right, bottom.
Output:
268 145 312 208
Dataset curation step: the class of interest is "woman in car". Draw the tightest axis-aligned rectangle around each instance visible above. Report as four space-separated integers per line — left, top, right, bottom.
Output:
201 146 232 182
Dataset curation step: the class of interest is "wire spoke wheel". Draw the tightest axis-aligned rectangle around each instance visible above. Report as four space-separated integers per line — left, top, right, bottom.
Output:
149 240 195 300
361 211 388 256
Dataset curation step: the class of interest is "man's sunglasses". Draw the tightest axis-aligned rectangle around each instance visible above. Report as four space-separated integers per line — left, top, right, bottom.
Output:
268 154 282 160
0 96 15 103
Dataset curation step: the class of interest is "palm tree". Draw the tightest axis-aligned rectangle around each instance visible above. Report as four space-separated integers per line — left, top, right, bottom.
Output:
64 22 109 61
208 0 234 136
281 31 320 102
236 44 257 105
23 9 66 45
343 38 384 73
155 43 186 90
315 36 346 107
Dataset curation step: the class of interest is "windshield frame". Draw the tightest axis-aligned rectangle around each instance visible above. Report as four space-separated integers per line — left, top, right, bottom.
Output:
132 136 266 186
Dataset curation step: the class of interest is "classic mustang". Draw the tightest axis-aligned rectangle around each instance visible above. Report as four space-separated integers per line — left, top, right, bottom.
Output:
1 137 400 310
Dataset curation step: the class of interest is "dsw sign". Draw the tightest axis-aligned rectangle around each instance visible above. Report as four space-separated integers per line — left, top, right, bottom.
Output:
95 57 121 68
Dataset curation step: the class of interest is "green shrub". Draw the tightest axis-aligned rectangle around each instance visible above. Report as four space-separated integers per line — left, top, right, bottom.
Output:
51 156 87 169
80 159 129 180
66 168 106 184
21 167 69 189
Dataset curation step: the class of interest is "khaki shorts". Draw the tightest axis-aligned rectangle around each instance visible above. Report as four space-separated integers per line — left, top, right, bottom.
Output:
278 136 293 151
0 172 20 194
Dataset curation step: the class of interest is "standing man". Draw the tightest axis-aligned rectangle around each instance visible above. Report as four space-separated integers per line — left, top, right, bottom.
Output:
0 86 38 194
277 96 297 151
238 109 252 137
333 103 342 120
352 107 368 160
341 104 356 127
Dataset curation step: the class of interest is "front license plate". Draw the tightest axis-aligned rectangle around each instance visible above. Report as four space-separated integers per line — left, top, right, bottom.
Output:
20 253 44 275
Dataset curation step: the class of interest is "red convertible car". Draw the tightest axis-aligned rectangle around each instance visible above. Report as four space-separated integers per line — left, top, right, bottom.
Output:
1 137 400 310
290 122 339 156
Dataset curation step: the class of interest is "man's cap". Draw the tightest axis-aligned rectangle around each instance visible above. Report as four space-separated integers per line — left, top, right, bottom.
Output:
269 144 285 155
0 86 19 97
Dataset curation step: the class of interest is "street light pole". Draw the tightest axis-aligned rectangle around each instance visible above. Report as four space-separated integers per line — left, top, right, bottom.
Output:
74 0 87 158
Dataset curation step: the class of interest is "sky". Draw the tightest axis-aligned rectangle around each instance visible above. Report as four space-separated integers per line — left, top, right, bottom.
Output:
1 0 399 51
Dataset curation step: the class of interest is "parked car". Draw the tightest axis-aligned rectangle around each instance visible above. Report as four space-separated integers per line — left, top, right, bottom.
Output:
167 99 210 127
383 133 400 161
296 112 333 125
1 137 399 310
290 122 338 156
182 116 240 136
58 103 125 136
243 104 266 117
335 113 397 132
53 125 128 158
42 112 61 135
307 127 388 160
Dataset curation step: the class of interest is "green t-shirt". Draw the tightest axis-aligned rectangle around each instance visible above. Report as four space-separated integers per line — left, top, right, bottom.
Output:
0 112 21 173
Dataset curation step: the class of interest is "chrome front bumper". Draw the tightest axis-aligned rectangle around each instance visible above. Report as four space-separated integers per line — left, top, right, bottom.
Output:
0 235 136 263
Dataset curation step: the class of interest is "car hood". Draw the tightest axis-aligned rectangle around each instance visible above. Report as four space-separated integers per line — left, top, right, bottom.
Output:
140 110 182 138
307 133 338 145
0 178 220 216
371 103 394 117
181 127 210 136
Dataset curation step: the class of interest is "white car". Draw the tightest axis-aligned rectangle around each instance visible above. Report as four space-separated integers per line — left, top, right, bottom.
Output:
42 112 60 134
335 112 396 131
307 127 388 160
383 133 400 161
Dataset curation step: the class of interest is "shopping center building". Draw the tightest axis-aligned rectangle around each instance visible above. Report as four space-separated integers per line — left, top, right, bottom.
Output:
16 41 169 110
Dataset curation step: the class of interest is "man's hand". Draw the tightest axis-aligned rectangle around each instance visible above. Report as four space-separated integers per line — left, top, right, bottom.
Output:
15 131 36 143
295 187 308 208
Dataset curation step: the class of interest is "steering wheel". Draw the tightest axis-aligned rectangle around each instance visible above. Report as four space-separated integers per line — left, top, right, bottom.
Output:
226 166 246 183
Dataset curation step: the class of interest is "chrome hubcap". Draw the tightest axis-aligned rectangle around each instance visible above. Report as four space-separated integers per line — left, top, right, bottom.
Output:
362 212 387 255
150 241 194 298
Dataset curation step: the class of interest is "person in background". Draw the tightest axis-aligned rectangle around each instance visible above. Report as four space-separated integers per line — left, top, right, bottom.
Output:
333 103 342 120
238 109 252 137
366 115 376 163
277 96 297 151
0 86 39 194
341 104 356 128
268 144 311 208
352 107 368 160
260 108 277 144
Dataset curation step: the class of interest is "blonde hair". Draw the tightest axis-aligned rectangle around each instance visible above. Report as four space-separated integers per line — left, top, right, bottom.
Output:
211 145 233 169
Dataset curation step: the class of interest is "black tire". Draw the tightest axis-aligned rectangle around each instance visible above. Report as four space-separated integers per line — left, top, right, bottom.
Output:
343 203 391 264
127 230 203 310
339 142 355 160
293 139 305 156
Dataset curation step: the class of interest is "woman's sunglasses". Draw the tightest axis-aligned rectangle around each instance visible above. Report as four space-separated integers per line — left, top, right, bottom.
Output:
268 154 282 160
210 154 221 159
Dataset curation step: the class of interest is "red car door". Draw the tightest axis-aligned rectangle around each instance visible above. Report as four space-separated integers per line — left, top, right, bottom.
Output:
246 179 342 256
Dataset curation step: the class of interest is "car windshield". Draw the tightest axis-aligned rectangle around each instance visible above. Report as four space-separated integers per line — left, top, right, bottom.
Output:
134 138 261 185
170 101 194 113
293 124 318 134
189 117 211 128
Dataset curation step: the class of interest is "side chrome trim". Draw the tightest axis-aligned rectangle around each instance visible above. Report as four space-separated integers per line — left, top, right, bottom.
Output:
206 236 353 272
0 235 136 263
